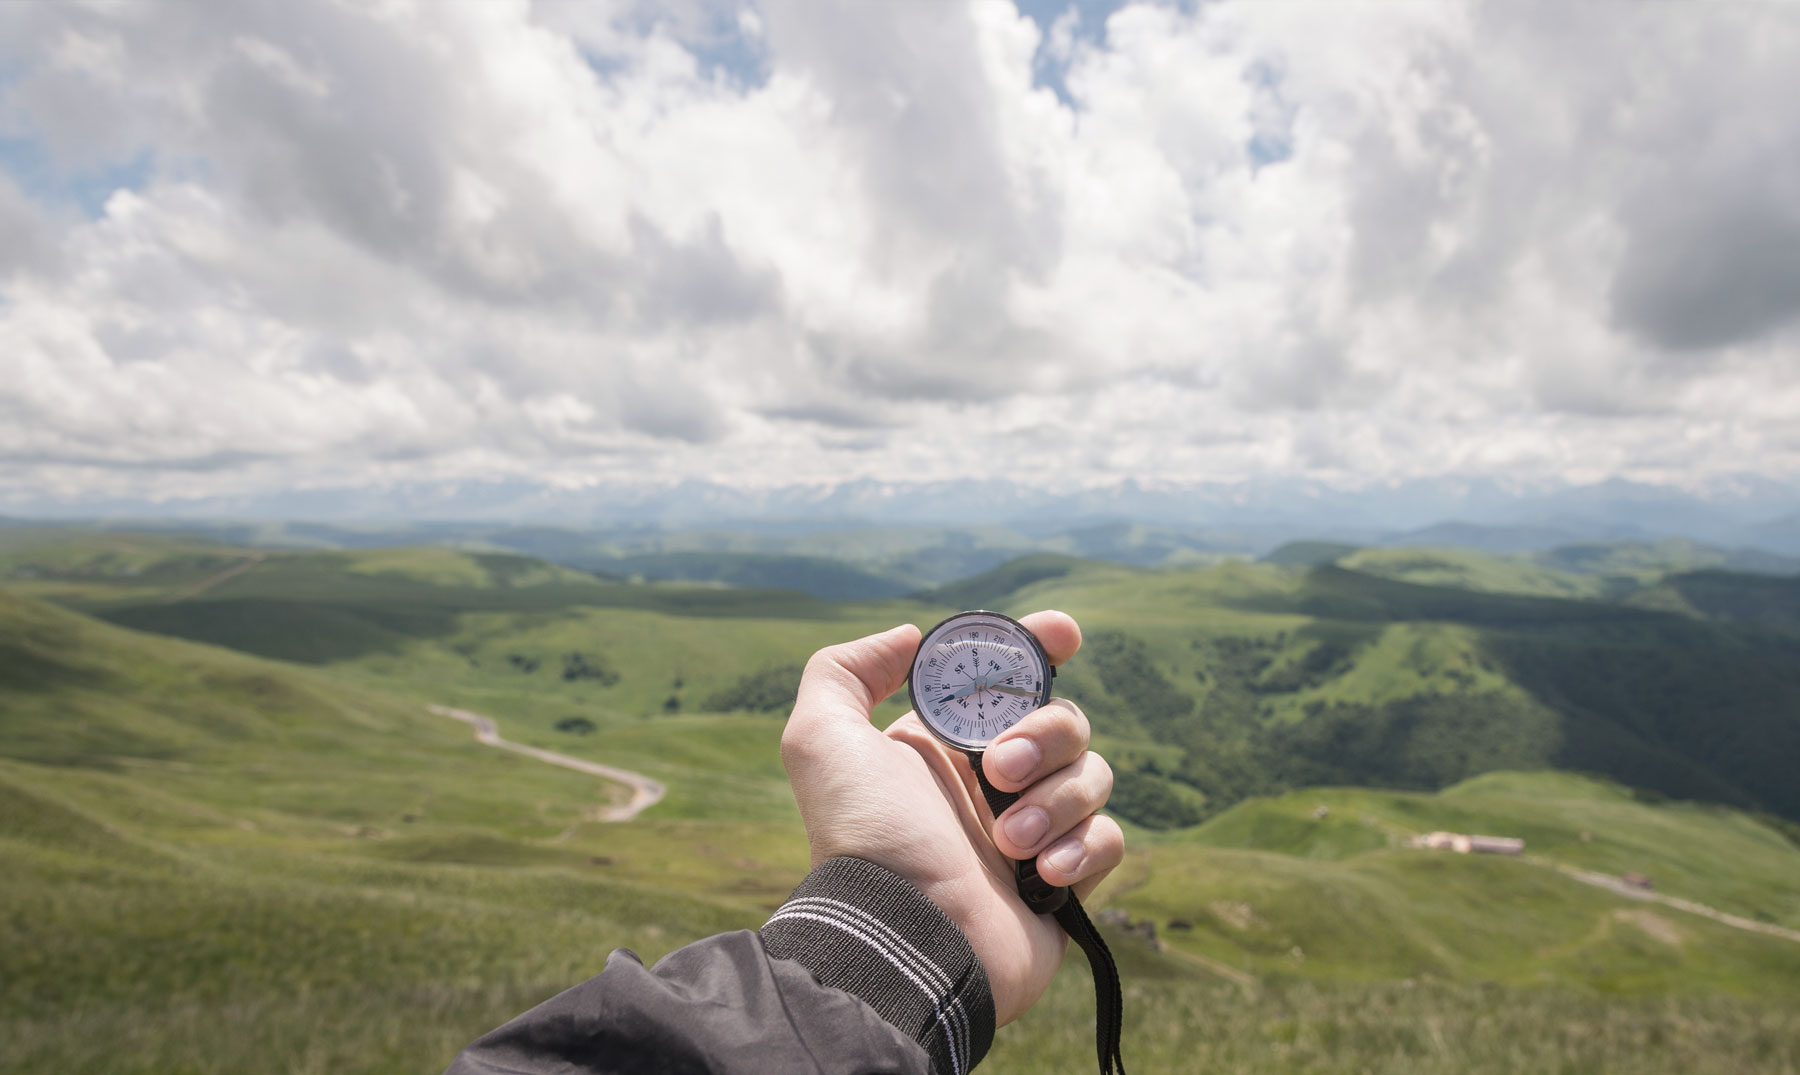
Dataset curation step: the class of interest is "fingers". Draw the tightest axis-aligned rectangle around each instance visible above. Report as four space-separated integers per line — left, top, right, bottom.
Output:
1017 610 1081 666
983 698 1089 792
992 751 1114 860
1051 814 1125 900
782 623 920 769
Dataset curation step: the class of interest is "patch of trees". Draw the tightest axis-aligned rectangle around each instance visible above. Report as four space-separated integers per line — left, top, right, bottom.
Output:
1262 693 1556 792
1488 628 1800 819
1107 768 1203 830
1080 631 1194 738
1249 630 1366 694
703 664 803 712
1059 624 1564 825
561 651 620 686
507 654 540 673
472 553 540 587
1070 601 1800 828
554 717 596 735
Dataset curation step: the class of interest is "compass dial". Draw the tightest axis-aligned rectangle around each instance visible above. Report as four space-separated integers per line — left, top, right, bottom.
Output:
908 610 1052 753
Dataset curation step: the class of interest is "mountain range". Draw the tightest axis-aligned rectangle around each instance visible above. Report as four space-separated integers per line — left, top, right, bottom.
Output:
7 474 1799 554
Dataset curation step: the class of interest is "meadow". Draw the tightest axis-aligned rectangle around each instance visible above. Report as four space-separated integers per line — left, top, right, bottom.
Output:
2 531 1798 1073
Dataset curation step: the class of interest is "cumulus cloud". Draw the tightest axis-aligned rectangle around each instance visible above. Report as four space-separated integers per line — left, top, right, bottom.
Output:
0 0 1797 509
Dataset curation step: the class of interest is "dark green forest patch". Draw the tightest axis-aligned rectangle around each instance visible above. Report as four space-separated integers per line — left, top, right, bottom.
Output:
704 664 804 713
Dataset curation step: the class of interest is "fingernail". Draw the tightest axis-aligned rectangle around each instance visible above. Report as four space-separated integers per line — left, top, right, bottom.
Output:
989 738 1040 783
1045 837 1084 876
1004 806 1049 851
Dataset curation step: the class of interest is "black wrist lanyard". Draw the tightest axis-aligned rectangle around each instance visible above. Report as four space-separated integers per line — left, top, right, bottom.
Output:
969 752 1126 1075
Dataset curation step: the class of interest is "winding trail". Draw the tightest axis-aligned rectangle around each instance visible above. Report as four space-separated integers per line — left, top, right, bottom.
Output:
166 554 265 603
1526 856 1800 945
418 710 1800 946
430 704 665 822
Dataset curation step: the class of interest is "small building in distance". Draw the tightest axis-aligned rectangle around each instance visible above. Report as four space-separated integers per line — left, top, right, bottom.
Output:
1411 831 1525 855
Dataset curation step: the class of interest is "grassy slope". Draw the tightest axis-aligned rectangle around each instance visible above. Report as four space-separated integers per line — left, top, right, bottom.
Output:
15 536 1800 823
0 592 809 1073
979 558 1800 822
6 588 1796 1073
40 545 842 665
6 537 1800 1072
1341 546 1604 599
29 536 1799 821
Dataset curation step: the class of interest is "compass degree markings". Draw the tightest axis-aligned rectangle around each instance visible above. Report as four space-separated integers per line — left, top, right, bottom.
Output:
914 621 1046 748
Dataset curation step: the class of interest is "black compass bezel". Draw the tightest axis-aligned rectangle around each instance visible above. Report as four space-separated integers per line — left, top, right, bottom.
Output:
907 609 1054 752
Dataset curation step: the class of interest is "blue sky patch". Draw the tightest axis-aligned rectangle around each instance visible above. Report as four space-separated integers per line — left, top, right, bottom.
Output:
0 136 154 219
1015 0 1122 107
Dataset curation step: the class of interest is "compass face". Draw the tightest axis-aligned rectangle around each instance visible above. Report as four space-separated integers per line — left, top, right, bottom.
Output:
908 611 1052 752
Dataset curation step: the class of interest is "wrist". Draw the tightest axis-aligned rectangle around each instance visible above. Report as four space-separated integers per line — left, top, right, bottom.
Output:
762 857 996 1075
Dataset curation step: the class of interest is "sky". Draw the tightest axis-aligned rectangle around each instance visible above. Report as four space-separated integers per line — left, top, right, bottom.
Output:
2 0 1799 514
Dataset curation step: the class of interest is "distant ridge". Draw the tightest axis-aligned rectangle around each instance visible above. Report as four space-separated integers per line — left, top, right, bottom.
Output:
1262 541 1362 566
7 529 1799 825
1382 521 1610 552
8 473 1799 552
914 553 1096 608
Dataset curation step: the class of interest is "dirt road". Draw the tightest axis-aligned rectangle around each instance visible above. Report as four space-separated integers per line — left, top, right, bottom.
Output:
1529 856 1800 944
166 554 265 602
430 704 665 821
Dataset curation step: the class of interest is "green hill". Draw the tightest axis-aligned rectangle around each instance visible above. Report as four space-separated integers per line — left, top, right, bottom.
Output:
604 551 911 600
5 564 1800 1073
16 536 1800 826
970 558 1800 825
1115 772 1800 1015
1273 539 1800 604
1653 569 1800 633
0 591 812 1073
1339 546 1602 599
28 543 836 664
915 552 1111 608
1537 538 1800 579
1262 540 1362 567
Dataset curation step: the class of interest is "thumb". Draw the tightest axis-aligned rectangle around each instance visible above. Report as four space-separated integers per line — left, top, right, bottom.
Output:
784 623 920 752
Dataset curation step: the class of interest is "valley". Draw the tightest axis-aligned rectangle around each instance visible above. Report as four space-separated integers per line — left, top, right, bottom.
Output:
2 528 1798 1073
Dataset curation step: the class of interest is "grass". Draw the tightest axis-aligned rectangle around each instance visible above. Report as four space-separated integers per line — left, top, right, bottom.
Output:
1340 546 1604 600
0 593 796 1073
4 534 1800 1073
993 973 1800 1074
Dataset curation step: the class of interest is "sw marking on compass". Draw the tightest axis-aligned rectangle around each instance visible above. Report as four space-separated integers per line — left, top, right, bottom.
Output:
908 612 1053 752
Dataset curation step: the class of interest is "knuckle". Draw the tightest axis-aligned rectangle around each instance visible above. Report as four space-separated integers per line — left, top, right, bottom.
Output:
802 646 840 681
1037 698 1085 742
1092 815 1125 856
779 723 807 769
1050 699 1090 745
1088 752 1114 802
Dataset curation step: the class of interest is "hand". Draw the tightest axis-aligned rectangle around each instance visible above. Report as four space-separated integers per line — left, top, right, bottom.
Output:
781 611 1124 1025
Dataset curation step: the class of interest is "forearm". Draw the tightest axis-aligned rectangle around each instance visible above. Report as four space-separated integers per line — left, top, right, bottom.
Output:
446 858 995 1075
761 856 996 1075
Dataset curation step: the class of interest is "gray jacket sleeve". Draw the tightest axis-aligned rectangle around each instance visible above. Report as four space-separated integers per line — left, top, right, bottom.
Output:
445 858 997 1075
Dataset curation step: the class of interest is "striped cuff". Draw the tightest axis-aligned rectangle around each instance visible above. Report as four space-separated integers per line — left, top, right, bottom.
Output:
761 857 996 1075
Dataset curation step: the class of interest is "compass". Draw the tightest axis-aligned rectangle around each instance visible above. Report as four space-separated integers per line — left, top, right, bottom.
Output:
905 609 1125 1074
907 610 1053 753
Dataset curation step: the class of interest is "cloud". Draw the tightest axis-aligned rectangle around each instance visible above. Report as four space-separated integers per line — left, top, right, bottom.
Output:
1612 195 1800 354
0 0 1797 510
0 171 61 278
